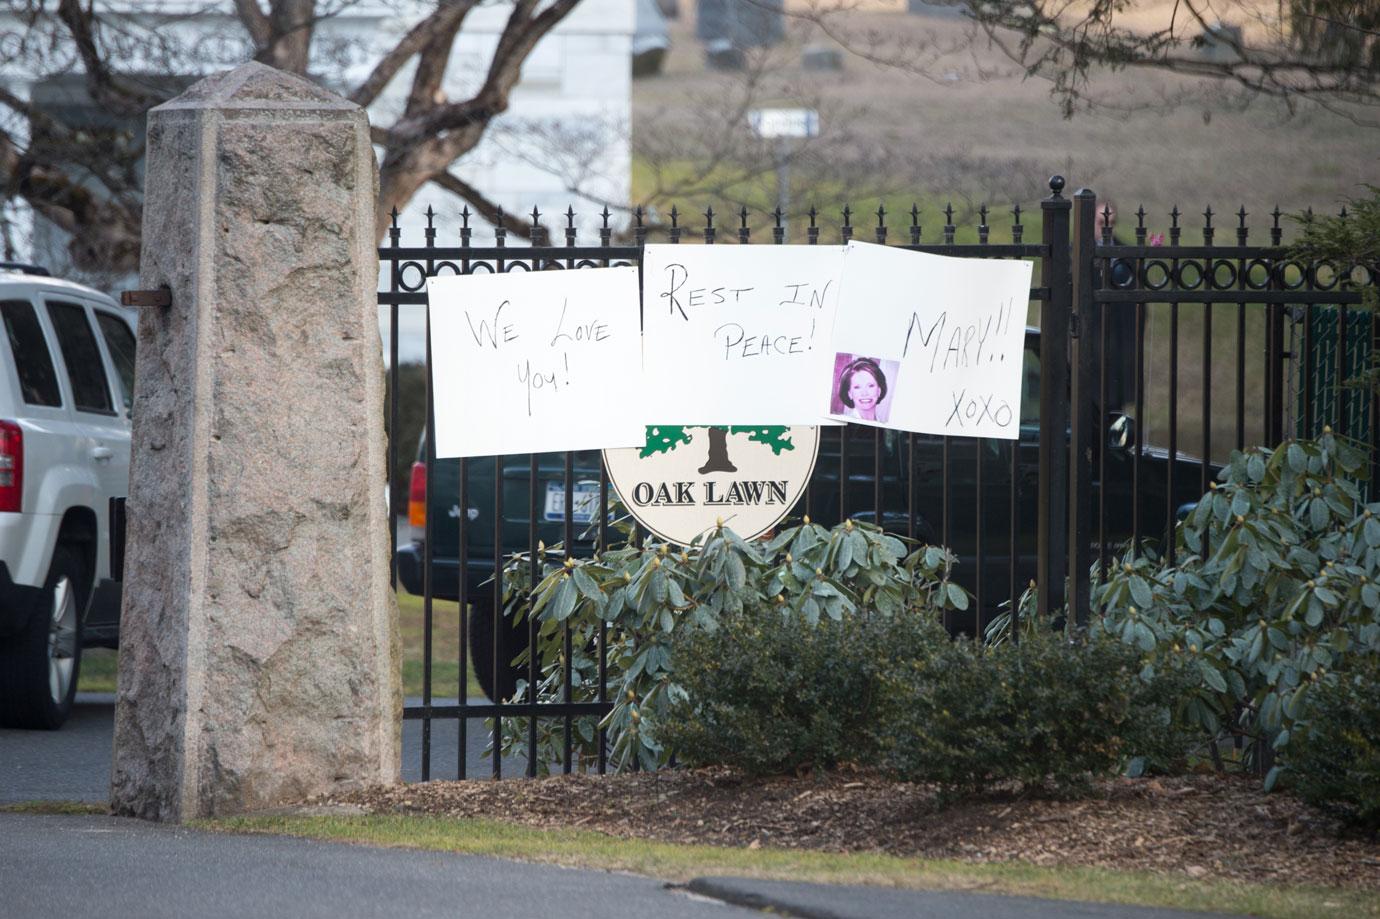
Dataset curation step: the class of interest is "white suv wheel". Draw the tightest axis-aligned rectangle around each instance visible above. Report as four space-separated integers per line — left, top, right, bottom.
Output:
0 545 86 729
47 575 78 706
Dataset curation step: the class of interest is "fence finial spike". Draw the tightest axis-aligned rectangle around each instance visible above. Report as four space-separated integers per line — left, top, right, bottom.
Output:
1203 205 1214 227
1170 205 1181 227
669 204 679 227
1340 205 1349 220
389 205 399 227
841 204 852 226
1136 205 1146 228
808 205 818 227
1271 205 1282 226
530 205 541 226
876 202 886 226
1237 206 1248 228
634 205 644 227
944 202 954 225
911 203 921 225
459 205 470 226
773 206 783 227
600 205 612 227
704 205 715 227
740 205 749 229
565 205 576 227
1011 203 1022 224
424 204 435 227
978 203 988 225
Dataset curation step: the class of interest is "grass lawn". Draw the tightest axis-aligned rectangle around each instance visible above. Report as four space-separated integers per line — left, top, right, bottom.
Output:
395 589 486 701
9 800 1368 917
77 589 486 701
206 812 1376 919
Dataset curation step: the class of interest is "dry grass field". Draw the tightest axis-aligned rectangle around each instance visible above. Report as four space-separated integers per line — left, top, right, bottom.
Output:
635 3 1376 225
633 4 1377 461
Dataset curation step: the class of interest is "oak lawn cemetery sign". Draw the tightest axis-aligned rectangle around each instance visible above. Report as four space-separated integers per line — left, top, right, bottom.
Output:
604 424 820 546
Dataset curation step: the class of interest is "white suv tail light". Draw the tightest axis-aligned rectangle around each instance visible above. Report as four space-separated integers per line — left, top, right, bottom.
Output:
0 420 22 512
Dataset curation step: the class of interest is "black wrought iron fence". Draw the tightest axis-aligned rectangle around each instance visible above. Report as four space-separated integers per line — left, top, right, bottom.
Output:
380 176 1379 781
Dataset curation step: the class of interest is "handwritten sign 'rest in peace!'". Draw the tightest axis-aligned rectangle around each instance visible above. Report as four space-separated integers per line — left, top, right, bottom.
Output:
428 267 644 458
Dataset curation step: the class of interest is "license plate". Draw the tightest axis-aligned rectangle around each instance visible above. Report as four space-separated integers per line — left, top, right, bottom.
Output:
544 480 599 523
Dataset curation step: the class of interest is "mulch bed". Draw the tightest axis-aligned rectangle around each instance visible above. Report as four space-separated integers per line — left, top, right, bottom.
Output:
321 768 1380 892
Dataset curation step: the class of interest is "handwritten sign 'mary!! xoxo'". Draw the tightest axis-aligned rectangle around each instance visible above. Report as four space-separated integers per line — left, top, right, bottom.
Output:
825 242 1034 440
428 267 644 458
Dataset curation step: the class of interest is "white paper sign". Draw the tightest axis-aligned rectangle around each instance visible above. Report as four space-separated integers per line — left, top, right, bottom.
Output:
428 267 645 458
825 242 1033 440
641 244 846 425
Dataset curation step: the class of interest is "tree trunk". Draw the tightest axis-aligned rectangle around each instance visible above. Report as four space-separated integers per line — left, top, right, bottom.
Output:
698 427 737 474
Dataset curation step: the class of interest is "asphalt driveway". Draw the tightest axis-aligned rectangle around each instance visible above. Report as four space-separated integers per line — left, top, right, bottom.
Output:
0 693 1235 919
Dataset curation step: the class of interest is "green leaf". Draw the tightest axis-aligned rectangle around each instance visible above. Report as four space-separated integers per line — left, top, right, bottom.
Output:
1309 497 1330 531
1287 443 1306 472
1247 453 1266 481
572 567 604 604
552 577 577 622
1200 661 1228 694
946 582 969 610
1263 765 1282 792
837 534 854 571
726 553 747 592
1129 575 1153 609
1134 622 1156 652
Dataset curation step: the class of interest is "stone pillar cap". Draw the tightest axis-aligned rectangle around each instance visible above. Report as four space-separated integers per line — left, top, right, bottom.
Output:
153 60 359 114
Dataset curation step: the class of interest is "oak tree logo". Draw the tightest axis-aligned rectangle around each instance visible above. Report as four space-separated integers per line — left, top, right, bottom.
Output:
640 425 795 474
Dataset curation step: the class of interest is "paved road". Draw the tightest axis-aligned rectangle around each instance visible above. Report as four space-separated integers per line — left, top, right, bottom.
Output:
0 694 513 803
0 696 1234 919
0 811 752 919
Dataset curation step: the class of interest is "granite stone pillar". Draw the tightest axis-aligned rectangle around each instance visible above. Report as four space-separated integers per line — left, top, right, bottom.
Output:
111 62 400 821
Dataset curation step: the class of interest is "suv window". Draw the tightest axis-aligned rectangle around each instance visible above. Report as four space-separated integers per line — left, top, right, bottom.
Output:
95 311 136 411
46 300 113 414
1 299 62 407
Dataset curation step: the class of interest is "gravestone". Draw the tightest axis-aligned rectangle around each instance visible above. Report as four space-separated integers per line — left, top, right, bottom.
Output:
110 62 400 822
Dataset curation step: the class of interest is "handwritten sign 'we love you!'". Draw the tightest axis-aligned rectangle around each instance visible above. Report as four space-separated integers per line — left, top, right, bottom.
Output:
826 242 1034 440
428 267 644 458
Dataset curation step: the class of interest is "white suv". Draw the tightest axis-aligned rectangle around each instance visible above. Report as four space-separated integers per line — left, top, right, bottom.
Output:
0 264 134 729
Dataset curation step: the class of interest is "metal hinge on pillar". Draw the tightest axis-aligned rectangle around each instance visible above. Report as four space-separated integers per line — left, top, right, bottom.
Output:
120 287 172 308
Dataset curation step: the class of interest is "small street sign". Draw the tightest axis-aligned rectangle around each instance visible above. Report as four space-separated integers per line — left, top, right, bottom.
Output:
748 108 820 139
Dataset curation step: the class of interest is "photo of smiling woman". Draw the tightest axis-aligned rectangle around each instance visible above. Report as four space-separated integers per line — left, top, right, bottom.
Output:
831 354 900 425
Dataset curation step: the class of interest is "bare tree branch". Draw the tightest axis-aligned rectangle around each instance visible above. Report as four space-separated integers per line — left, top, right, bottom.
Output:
429 170 541 240
966 0 1380 119
349 1 478 108
388 0 579 143
55 0 163 114
233 0 272 48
